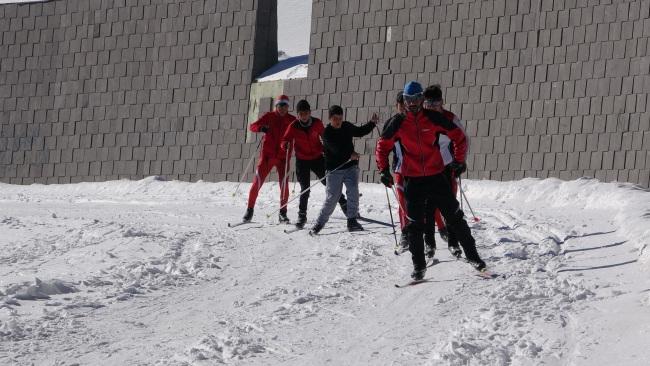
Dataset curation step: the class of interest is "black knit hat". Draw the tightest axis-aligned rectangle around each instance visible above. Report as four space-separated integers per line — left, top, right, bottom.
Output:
296 99 311 112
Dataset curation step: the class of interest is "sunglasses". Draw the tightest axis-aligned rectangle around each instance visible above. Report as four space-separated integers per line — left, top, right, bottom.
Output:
424 99 442 107
403 92 423 102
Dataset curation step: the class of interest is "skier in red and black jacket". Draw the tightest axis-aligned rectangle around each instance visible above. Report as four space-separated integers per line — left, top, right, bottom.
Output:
423 84 469 259
243 95 295 224
376 82 486 280
282 100 348 229
383 92 438 257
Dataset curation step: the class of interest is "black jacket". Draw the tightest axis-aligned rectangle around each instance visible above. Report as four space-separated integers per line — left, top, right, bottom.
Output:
322 121 375 170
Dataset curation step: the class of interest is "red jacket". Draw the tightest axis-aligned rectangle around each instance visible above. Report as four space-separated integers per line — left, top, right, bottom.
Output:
376 109 468 177
281 117 324 161
250 110 295 159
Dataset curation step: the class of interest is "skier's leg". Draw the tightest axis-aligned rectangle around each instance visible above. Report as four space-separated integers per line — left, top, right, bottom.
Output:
424 199 436 250
341 166 360 219
296 158 311 213
434 209 446 230
315 169 345 228
276 158 290 212
446 171 460 248
394 172 409 248
435 168 454 231
313 156 347 214
404 176 428 271
430 174 484 269
246 157 273 209
395 173 408 231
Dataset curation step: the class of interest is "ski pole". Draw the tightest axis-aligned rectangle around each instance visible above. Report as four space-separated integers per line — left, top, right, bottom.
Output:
280 147 290 202
292 180 297 195
390 185 406 213
265 159 352 219
384 186 399 249
457 176 479 222
231 139 262 197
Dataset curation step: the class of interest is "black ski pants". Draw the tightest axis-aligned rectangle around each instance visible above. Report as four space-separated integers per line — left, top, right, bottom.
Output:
296 155 347 213
404 173 483 271
441 168 459 248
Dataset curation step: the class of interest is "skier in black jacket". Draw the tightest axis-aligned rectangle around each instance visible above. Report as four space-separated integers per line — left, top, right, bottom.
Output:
310 105 377 234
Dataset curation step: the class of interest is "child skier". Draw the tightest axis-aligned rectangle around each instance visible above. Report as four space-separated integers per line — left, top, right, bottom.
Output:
310 105 377 234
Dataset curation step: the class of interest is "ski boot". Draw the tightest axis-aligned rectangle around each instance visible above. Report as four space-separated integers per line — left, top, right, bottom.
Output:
279 210 290 224
347 218 364 232
394 231 409 255
467 259 486 272
309 224 323 235
243 207 254 223
448 245 462 258
295 211 307 229
411 267 427 281
399 231 409 247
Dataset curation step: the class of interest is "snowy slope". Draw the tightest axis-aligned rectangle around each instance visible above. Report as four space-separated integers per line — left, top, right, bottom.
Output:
1 177 650 365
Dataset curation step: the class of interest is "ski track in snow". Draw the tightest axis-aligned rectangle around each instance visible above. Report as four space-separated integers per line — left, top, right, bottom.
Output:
0 177 649 365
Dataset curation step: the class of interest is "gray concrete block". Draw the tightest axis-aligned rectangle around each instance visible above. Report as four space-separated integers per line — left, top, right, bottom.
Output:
583 133 598 152
601 151 614 171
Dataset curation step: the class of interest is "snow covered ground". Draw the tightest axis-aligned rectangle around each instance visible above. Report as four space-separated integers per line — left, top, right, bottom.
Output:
1 176 650 365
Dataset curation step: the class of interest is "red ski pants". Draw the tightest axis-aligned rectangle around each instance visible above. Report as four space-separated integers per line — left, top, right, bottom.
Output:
395 172 408 231
247 157 290 211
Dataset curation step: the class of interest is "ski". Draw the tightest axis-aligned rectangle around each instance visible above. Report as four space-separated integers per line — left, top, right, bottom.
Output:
331 216 395 228
358 216 394 227
395 279 432 288
454 256 499 278
228 221 251 228
475 269 499 279
394 246 408 255
284 226 303 234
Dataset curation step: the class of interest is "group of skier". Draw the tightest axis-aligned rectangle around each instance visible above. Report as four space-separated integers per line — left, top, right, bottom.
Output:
239 81 486 280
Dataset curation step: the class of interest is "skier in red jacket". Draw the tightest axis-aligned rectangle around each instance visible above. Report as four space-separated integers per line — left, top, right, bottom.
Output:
243 95 295 223
382 92 437 259
423 84 469 259
282 100 348 229
376 82 486 280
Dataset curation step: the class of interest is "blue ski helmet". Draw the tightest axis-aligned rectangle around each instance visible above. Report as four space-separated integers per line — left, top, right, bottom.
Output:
403 82 423 95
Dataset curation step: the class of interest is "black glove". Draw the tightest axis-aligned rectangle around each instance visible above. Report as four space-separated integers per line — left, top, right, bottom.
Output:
259 126 269 133
379 169 394 188
450 161 467 177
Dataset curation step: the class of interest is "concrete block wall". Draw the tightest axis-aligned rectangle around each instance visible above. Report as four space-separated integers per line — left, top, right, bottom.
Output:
0 0 276 184
2 0 650 189
280 0 650 188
